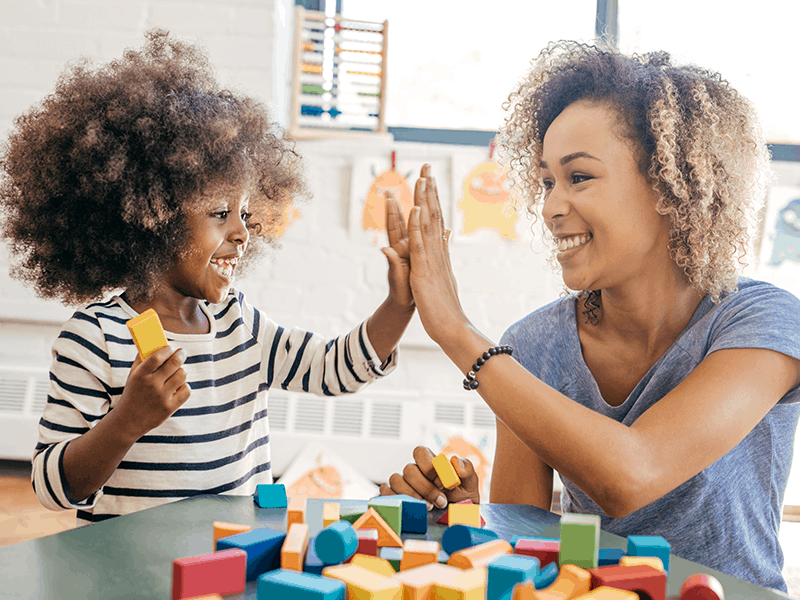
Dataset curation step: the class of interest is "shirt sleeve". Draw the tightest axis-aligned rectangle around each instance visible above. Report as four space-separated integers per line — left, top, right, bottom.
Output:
31 310 113 510
707 282 800 404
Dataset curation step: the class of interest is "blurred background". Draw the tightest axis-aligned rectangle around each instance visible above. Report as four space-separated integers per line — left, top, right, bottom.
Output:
0 1 799 588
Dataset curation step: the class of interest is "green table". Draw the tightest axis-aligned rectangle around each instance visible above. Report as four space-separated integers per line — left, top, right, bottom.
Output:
0 496 793 599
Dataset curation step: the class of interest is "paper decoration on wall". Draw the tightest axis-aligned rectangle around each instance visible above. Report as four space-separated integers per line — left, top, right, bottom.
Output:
362 151 414 234
768 198 800 266
277 440 379 500
430 429 494 505
458 158 518 240
271 206 303 239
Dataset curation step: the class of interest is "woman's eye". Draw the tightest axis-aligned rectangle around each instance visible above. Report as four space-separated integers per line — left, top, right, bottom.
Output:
572 174 592 184
542 179 554 191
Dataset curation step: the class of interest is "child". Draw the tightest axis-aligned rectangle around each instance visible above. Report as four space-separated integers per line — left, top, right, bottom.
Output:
0 29 415 525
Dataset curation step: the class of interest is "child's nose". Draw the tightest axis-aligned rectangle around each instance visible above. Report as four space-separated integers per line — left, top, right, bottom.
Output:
229 214 249 245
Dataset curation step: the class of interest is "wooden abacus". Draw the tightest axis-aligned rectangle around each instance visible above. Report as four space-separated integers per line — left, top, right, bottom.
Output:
290 6 388 139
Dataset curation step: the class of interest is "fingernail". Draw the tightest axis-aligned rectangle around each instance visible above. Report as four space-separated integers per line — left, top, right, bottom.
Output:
176 349 187 362
435 494 447 508
426 501 434 511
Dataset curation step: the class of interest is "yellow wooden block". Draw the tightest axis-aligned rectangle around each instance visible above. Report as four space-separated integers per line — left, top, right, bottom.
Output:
212 521 251 551
618 556 664 571
400 539 440 571
281 523 309 571
126 308 169 360
287 496 306 527
322 563 402 600
447 503 481 528
392 562 452 599
448 539 512 570
435 566 486 600
351 553 396 577
432 453 461 490
323 502 340 528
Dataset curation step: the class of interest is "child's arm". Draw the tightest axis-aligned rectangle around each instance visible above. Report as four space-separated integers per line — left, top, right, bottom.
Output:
366 191 418 364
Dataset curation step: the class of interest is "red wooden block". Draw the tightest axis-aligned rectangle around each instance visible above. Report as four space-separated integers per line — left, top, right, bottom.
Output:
590 564 666 600
514 538 560 568
680 573 725 600
356 529 379 556
172 548 247 600
435 500 486 526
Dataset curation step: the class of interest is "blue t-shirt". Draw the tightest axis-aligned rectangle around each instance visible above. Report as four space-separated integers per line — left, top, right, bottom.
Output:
501 278 800 591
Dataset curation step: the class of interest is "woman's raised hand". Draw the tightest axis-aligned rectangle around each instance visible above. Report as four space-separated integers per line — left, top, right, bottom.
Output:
379 446 481 509
407 164 467 346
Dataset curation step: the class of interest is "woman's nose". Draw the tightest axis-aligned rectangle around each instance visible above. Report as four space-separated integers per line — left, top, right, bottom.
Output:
541 183 568 223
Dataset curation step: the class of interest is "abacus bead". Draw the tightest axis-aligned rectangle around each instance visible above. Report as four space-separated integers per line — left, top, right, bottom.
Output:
477 357 485 366
469 380 479 390
483 351 491 360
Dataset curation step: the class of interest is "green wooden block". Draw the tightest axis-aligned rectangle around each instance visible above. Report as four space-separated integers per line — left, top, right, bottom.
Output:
340 505 368 524
367 496 403 536
559 513 600 569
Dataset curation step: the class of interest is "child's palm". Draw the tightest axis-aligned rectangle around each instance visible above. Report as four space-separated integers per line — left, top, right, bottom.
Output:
383 192 414 309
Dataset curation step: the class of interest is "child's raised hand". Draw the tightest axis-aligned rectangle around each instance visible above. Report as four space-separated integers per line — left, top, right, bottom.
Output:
379 445 480 510
381 191 414 311
115 346 191 440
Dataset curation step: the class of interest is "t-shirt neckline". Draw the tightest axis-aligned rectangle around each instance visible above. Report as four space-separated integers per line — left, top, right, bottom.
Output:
114 295 218 341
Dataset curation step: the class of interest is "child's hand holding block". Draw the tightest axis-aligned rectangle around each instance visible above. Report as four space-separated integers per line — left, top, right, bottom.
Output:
432 453 461 490
126 308 169 360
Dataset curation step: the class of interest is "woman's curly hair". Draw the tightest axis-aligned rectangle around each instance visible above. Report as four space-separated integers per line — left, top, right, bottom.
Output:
0 28 307 305
499 40 770 307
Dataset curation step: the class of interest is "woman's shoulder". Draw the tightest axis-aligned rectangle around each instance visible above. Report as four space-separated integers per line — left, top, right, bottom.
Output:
714 277 800 316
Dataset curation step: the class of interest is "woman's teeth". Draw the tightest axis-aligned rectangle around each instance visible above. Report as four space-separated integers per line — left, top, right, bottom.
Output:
210 257 237 278
557 234 592 252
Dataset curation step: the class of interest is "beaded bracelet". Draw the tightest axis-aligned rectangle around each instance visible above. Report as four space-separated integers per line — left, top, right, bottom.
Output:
463 345 513 391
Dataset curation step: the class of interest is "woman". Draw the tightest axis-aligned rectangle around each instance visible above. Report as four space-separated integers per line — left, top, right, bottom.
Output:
381 41 800 591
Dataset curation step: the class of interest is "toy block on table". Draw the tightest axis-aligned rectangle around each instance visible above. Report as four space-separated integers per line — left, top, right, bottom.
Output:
400 539 440 571
532 562 558 589
379 546 404 571
679 573 725 600
352 507 403 548
559 513 600 569
619 555 663 571
172 548 246 600
442 524 499 555
304 537 325 575
288 495 307 526
216 527 286 581
589 564 666 600
597 548 624 566
212 521 252 551
448 502 482 528
432 453 462 489
282 523 310 571
340 504 368 524
323 502 340 528
256 568 346 600
387 494 428 534
434 566 487 600
255 483 288 508
437 500 486 526
626 535 671 574
571 587 639 599
126 308 169 360
448 539 513 570
351 553 397 577
487 554 539 600
511 536 558 549
322 563 403 599
514 538 560 568
391 562 485 600
353 528 379 557
315 520 358 565
367 496 403 535
511 563 591 600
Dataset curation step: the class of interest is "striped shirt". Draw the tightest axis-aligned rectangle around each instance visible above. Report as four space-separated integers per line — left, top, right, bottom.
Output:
31 290 396 525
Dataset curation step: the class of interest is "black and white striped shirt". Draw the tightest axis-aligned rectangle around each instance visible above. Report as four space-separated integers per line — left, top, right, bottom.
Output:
31 290 395 525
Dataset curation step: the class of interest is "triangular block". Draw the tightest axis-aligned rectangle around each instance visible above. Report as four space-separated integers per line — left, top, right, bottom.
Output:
352 507 402 548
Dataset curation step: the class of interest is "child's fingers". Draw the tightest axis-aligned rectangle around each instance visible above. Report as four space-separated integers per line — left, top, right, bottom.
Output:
388 466 443 510
138 345 175 374
384 192 402 247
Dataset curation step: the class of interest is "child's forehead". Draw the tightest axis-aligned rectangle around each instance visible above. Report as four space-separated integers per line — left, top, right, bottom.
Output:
190 182 251 210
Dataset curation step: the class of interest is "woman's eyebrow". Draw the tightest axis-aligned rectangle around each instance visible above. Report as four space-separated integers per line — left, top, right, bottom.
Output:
540 151 602 169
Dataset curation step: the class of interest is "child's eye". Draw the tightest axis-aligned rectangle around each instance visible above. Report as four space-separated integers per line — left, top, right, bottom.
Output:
241 211 252 221
214 210 230 219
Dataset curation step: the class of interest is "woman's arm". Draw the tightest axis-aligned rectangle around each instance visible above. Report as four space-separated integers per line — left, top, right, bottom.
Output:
490 419 553 510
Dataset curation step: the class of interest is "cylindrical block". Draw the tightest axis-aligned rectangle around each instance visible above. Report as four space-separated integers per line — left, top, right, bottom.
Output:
442 524 499 555
314 521 359 565
447 539 513 570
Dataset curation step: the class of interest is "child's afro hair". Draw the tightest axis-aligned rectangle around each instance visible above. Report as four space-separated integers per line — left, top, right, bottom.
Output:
0 28 307 305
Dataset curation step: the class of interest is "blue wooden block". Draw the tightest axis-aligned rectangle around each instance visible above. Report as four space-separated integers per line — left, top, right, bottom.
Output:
441 524 499 555
217 527 286 581
314 521 358 565
304 537 324 575
598 548 625 566
257 569 345 600
510 535 559 549
533 561 559 589
387 494 428 534
255 483 288 508
487 554 539 600
627 535 671 574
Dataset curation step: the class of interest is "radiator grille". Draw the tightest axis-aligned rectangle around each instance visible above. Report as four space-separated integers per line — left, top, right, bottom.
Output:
294 397 326 433
370 402 401 438
332 400 363 436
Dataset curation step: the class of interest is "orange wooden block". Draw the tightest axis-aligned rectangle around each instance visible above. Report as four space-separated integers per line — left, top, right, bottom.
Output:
281 523 309 571
400 539 440 571
287 496 306 527
618 556 664 571
352 507 403 548
351 553 396 577
511 564 591 600
126 308 169 360
212 522 252 551
432 453 461 489
448 539 512 570
323 502 340 528
322 563 402 599
392 563 485 600
448 503 482 528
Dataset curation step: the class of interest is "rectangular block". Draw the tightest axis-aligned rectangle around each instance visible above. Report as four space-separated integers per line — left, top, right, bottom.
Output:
340 504 368 524
391 494 428 534
448 503 481 528
213 522 252 552
282 523 310 571
432 453 461 489
126 308 168 360
172 548 246 600
323 502 340 528
514 538 560 568
288 496 306 527
355 529 379 557
322 563 402 599
626 535 671 574
487 554 539 600
379 546 404 571
559 513 600 569
255 483 288 508
351 553 396 577
257 568 346 600
400 539 440 571
217 527 287 581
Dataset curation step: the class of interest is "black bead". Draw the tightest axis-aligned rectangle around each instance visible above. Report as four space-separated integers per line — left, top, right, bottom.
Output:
488 347 497 356
477 357 485 366
472 364 480 372
469 379 479 389
483 351 491 360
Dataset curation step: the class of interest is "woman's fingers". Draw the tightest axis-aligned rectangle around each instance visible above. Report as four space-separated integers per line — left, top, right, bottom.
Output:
384 192 403 247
